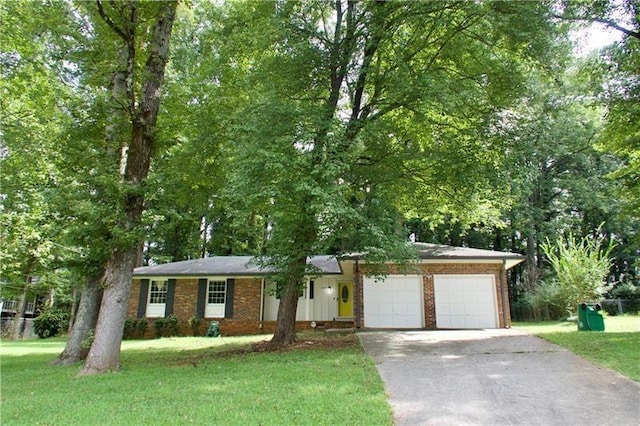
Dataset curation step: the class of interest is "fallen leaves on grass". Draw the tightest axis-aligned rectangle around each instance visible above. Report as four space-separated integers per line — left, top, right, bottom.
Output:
248 332 358 353
181 332 359 367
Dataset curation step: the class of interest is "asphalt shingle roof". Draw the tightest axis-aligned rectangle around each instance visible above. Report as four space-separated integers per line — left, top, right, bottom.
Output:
133 243 525 277
133 255 342 277
342 242 525 269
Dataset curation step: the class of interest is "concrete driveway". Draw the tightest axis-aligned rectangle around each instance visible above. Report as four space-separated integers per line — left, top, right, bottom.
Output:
358 329 640 426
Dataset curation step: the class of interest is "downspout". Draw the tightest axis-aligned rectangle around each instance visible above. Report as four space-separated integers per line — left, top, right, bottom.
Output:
259 278 265 329
501 260 509 329
354 259 361 329
305 278 310 321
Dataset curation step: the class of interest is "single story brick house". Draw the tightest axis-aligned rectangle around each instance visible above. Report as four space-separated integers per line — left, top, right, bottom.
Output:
127 243 524 336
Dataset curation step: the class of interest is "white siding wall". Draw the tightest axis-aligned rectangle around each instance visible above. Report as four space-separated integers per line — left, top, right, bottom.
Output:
263 276 341 321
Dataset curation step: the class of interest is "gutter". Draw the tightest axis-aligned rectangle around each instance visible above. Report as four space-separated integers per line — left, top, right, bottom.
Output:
259 278 265 328
501 259 509 328
354 259 361 329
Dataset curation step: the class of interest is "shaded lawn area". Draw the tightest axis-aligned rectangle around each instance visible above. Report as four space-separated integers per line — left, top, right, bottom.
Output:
1 333 392 425
514 315 640 382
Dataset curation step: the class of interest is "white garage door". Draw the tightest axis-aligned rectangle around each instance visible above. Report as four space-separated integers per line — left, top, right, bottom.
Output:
363 275 424 328
434 275 498 329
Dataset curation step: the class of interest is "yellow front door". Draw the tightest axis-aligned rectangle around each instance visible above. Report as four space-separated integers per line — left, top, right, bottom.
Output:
338 282 353 317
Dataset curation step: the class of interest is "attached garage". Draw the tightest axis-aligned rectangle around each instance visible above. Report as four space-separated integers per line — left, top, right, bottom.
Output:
363 275 424 328
349 242 525 330
433 275 498 329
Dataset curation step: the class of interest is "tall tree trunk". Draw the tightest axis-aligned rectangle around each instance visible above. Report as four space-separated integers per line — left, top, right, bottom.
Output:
270 2 381 346
67 286 79 333
10 284 28 340
79 249 136 374
525 225 539 292
271 255 309 345
272 279 302 346
11 259 34 340
51 271 103 366
79 1 177 375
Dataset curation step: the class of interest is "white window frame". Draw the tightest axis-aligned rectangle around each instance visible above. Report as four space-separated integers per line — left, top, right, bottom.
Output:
205 279 227 318
147 279 168 318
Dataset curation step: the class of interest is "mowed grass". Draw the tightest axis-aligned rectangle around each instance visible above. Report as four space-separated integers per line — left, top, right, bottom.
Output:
1 333 392 426
514 315 640 382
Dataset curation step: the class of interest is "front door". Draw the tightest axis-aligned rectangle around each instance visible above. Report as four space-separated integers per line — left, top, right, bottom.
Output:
338 282 353 317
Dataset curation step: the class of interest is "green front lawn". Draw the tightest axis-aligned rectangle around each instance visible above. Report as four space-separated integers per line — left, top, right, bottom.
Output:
1 333 392 425
514 315 640 382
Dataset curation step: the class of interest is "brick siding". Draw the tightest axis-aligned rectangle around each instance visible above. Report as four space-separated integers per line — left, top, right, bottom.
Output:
128 277 267 337
127 261 511 337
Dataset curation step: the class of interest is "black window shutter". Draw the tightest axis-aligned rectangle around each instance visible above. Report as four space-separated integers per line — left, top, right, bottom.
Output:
137 279 149 318
225 278 235 318
164 279 176 317
196 279 207 318
309 280 314 299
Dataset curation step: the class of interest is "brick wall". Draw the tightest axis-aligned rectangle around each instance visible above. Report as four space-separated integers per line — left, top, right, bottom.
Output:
127 260 511 337
129 277 266 337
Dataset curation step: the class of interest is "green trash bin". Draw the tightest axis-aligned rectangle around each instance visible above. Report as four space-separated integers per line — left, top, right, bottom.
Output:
206 320 221 337
577 303 605 332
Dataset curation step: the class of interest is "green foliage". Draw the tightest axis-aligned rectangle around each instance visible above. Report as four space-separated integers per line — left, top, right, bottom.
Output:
81 329 95 350
564 1 640 212
137 319 149 338
152 315 180 338
123 318 150 339
187 316 202 336
2 0 639 353
541 231 615 315
0 0 75 292
32 310 69 339
166 315 180 337
522 280 567 320
221 1 563 279
608 283 640 314
612 282 640 299
123 318 136 340
153 318 167 338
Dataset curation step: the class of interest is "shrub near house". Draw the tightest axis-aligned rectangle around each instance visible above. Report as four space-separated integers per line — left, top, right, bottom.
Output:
33 309 69 339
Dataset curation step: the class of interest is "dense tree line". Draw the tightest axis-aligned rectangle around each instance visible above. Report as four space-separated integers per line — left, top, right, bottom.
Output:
1 0 638 372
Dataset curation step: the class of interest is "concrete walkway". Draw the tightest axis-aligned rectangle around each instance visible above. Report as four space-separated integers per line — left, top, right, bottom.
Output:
358 329 640 425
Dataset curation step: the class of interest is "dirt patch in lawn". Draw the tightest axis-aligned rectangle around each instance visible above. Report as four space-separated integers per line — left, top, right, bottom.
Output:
177 332 359 366
246 332 358 354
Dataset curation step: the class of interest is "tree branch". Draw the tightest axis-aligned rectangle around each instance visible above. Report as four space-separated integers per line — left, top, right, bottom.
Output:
552 13 640 40
95 1 128 42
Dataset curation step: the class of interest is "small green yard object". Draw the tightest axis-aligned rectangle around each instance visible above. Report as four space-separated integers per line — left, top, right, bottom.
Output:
206 320 221 337
577 303 605 331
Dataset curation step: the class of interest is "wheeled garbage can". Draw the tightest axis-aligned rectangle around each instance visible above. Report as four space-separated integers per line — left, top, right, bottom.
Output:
577 303 605 331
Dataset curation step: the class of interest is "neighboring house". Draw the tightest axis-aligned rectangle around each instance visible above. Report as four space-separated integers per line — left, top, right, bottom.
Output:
0 296 40 338
1 298 38 318
128 243 525 336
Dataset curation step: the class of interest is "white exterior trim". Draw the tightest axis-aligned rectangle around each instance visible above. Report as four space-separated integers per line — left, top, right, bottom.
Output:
146 278 168 318
204 279 227 318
